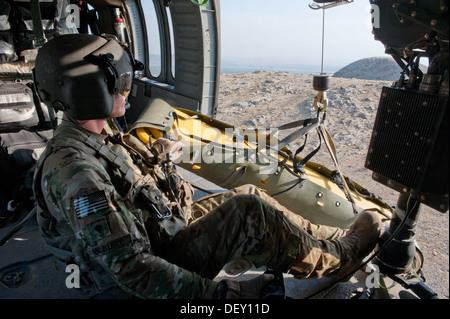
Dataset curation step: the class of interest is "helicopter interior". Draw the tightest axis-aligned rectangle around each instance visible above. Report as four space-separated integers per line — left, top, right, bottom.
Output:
0 0 448 300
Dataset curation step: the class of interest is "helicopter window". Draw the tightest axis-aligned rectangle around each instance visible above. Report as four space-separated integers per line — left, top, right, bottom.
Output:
142 0 162 78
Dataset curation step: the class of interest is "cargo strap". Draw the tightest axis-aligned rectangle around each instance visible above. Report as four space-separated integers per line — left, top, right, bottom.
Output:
174 111 320 152
30 0 47 47
317 123 358 215
276 109 324 174
279 110 358 215
276 117 321 150
174 111 323 179
292 129 322 174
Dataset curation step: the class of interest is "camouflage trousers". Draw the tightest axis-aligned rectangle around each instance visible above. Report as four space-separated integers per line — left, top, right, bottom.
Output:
156 184 348 279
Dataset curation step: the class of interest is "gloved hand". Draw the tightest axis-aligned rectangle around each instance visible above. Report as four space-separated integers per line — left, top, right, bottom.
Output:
151 137 184 162
220 273 274 299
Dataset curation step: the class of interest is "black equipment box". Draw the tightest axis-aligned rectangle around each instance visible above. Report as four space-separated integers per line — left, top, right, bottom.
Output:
365 86 449 213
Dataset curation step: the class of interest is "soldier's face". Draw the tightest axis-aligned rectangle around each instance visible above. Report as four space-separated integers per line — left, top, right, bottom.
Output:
110 94 127 118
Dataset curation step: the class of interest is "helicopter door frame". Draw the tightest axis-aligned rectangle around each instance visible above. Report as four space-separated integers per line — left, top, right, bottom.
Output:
124 0 221 123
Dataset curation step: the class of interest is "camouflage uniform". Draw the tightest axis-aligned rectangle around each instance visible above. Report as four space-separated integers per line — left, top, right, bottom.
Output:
33 115 350 299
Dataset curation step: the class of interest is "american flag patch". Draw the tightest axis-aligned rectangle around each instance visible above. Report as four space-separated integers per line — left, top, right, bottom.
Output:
74 191 110 219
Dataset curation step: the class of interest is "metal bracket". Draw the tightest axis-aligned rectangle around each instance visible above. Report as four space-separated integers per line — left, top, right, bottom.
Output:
309 0 354 10
395 3 449 35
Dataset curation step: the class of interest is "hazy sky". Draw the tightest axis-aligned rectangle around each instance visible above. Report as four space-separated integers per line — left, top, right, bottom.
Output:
220 0 387 69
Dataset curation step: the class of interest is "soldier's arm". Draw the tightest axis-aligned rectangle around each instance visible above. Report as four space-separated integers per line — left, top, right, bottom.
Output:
42 147 224 298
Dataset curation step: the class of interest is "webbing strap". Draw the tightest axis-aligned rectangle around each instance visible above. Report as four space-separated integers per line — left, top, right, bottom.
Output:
293 130 323 173
255 117 320 132
277 118 320 150
30 0 46 47
83 134 135 183
318 124 358 215
42 124 137 185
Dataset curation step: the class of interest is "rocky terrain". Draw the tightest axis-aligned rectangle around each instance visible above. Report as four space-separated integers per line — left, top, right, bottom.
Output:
215 70 449 299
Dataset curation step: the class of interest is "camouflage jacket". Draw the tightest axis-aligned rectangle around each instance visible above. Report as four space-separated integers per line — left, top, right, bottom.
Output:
33 116 222 298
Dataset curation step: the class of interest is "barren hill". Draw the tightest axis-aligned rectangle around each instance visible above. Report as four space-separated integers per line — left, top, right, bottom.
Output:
333 57 402 81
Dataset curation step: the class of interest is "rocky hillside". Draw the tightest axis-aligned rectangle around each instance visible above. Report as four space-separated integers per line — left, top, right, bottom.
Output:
333 57 402 81
216 71 449 299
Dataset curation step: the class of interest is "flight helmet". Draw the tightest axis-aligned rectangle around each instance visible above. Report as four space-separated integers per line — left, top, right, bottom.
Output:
33 33 143 120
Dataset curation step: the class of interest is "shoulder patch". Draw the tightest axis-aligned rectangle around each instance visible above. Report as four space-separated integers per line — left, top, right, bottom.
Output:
74 190 111 219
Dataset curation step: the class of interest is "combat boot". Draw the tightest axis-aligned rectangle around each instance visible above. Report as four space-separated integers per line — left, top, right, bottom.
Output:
288 210 382 280
329 210 382 280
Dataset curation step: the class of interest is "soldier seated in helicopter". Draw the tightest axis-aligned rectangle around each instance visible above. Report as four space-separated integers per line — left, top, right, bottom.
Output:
32 33 382 299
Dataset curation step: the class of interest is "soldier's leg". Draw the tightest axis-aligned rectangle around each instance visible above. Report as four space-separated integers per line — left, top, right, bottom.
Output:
161 193 304 279
191 184 346 241
161 193 375 281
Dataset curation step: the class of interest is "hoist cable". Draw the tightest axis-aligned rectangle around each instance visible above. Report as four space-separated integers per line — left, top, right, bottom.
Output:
321 8 326 74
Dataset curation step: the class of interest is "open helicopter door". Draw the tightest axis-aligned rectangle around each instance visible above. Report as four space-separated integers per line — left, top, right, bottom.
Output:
124 0 220 124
